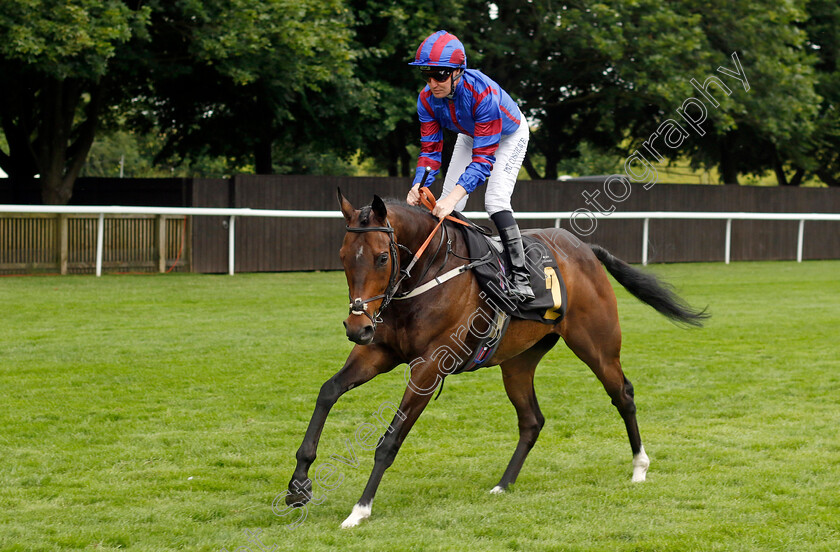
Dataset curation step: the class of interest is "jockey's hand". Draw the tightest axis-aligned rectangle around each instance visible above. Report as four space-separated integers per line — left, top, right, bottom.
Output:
406 183 422 206
432 193 459 220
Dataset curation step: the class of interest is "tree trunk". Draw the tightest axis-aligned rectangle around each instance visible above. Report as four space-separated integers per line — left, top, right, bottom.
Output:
543 151 559 180
719 136 739 185
36 79 102 204
773 146 805 187
773 157 789 186
523 157 542 180
254 139 273 174
398 144 411 178
815 167 840 186
41 173 71 205
386 123 414 178
384 144 397 177
789 167 805 187
38 79 78 204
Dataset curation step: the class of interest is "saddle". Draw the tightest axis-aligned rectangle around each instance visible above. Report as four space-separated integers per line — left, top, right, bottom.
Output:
450 213 567 325
443 214 567 375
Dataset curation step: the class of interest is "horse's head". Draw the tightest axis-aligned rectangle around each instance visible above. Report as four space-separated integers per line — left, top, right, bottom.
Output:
338 189 401 345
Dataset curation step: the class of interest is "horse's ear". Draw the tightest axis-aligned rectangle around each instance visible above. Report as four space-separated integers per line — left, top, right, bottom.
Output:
337 187 355 223
371 195 387 221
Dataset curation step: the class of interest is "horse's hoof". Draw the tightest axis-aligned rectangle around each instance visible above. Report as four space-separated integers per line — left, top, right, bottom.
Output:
489 485 506 494
285 491 310 506
285 478 313 506
632 447 650 482
340 503 371 528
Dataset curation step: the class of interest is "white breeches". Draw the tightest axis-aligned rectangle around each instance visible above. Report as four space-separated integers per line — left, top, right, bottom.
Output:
441 118 529 215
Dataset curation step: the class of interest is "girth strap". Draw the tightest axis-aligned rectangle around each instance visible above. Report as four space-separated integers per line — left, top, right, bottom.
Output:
395 252 494 301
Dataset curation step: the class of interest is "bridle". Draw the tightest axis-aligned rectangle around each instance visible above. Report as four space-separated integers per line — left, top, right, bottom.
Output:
344 184 482 334
344 219 411 329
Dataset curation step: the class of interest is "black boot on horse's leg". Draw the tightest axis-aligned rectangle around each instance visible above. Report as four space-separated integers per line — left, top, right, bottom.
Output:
492 211 535 302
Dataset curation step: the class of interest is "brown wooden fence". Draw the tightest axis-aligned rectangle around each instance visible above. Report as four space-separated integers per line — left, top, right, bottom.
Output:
1 176 838 274
189 175 840 272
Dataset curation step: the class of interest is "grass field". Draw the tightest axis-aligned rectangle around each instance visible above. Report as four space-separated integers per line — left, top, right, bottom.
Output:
1 261 839 551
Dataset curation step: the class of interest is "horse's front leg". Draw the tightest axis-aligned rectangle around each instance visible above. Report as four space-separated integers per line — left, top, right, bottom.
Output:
340 360 440 528
287 344 398 506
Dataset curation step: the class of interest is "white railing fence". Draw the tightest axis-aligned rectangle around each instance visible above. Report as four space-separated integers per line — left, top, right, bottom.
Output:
1 205 839 275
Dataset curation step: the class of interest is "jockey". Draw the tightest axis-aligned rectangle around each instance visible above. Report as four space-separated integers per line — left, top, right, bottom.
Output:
405 30 535 302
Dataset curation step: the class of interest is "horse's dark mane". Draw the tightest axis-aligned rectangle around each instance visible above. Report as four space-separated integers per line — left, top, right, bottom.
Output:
388 197 438 218
365 197 435 218
382 197 417 209
356 197 430 228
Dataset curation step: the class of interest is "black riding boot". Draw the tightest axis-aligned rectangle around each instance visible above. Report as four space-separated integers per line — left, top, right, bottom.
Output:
492 212 535 302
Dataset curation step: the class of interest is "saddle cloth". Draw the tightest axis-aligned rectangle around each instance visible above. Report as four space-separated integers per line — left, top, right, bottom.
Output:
452 215 567 325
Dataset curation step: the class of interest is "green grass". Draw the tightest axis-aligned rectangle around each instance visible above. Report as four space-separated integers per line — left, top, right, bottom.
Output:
1 261 839 551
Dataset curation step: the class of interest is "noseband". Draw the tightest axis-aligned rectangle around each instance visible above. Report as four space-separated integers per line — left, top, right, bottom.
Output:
344 206 468 334
345 220 407 330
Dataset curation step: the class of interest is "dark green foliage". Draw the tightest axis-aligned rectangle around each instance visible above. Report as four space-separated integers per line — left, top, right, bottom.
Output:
2 0 840 202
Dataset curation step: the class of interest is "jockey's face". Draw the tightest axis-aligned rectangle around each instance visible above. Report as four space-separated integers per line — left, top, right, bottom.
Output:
425 69 461 99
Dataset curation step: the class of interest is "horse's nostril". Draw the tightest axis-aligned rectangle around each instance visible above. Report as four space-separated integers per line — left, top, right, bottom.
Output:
344 321 375 344
343 320 348 329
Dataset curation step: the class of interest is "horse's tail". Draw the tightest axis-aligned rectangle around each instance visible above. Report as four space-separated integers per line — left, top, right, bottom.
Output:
589 244 710 327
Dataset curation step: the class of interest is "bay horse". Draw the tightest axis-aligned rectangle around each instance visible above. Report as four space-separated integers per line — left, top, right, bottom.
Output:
287 191 707 528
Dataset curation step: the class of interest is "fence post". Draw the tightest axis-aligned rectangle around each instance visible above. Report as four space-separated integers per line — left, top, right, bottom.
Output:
228 215 236 275
156 215 167 273
185 216 192 272
96 213 105 277
57 214 68 275
725 218 732 264
797 219 805 263
642 218 649 266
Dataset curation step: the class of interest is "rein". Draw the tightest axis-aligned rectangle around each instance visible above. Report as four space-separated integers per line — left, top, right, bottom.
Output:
344 185 487 331
401 186 479 277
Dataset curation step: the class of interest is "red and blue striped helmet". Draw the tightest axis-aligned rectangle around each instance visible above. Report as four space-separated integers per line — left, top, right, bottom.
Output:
408 30 467 69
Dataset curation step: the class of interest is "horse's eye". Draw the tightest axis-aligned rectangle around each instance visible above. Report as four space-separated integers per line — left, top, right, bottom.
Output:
376 253 389 267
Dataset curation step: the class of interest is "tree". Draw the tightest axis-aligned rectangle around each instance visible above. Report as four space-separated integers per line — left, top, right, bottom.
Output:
0 0 358 203
802 0 840 186
124 0 357 176
455 0 717 179
671 0 820 185
455 1 822 186
0 0 149 203
80 128 248 178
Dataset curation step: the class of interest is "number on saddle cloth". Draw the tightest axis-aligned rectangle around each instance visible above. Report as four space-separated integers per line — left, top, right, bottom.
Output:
451 214 567 324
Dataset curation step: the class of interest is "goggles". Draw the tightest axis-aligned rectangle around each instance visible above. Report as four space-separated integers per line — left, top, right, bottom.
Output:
420 68 454 83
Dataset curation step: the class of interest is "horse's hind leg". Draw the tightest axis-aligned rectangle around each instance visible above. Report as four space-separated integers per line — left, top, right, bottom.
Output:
561 313 650 482
491 333 559 493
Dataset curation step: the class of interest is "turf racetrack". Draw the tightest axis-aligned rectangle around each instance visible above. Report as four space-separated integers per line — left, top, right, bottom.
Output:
1 261 838 551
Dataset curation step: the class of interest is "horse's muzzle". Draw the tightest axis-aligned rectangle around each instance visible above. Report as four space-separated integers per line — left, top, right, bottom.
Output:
344 318 375 345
